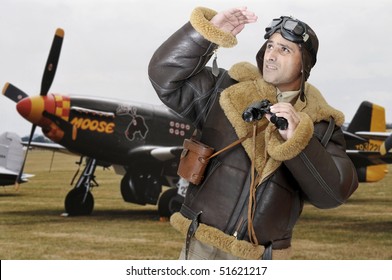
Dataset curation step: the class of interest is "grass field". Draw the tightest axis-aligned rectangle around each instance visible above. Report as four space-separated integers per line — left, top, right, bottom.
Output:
1 149 391 260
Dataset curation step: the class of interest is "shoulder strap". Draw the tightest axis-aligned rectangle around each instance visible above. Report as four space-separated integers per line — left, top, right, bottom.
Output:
207 122 267 160
321 117 335 147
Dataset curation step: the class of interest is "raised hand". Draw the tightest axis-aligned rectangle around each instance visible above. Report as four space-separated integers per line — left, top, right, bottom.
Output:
210 7 258 36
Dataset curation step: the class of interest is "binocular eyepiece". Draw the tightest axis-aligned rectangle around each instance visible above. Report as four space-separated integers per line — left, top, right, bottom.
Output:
242 99 288 130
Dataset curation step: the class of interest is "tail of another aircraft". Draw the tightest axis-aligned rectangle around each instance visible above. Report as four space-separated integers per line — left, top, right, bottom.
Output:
0 132 24 173
346 101 386 134
345 101 387 182
0 132 33 186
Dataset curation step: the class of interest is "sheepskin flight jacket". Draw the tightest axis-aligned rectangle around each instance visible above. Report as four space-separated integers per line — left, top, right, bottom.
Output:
148 7 358 259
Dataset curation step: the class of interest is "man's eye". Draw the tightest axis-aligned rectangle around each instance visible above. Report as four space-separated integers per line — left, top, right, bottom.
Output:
282 47 290 53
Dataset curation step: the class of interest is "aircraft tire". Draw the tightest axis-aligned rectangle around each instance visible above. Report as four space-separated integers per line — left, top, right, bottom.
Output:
157 187 182 218
64 188 94 216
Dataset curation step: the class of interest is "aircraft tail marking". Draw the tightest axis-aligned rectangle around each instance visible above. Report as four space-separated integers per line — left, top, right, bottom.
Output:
348 101 387 182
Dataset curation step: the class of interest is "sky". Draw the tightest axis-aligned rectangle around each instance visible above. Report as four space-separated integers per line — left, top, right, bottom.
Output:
1 0 391 136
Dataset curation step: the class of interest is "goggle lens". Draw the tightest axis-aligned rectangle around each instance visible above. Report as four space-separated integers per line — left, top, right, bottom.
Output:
266 18 282 31
265 16 308 43
284 19 305 36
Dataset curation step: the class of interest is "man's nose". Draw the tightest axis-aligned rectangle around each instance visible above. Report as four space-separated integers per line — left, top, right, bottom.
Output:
265 50 277 61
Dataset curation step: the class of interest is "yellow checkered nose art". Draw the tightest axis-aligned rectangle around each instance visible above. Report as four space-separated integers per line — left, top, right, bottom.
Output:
54 95 70 121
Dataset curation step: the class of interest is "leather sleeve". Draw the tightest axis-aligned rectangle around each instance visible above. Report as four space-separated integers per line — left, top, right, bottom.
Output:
148 22 230 128
284 121 359 209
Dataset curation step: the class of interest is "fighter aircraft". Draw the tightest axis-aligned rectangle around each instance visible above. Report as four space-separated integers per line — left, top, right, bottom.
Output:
2 28 193 216
0 132 34 187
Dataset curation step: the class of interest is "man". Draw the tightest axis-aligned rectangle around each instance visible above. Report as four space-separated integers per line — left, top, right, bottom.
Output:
148 6 358 259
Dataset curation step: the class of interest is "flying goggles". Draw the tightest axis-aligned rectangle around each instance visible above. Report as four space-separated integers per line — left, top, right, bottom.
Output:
264 16 316 62
265 16 309 42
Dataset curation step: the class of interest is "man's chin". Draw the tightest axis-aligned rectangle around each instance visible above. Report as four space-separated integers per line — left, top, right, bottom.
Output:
263 76 277 86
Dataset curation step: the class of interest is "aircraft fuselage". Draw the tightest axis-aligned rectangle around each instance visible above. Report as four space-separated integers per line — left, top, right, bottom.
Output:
17 94 193 166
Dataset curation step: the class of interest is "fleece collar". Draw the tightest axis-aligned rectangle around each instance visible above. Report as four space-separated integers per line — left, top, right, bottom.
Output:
219 62 344 180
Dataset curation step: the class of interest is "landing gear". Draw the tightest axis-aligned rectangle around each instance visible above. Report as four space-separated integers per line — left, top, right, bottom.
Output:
157 178 188 218
157 187 183 218
63 157 187 217
120 170 185 218
64 187 94 215
120 169 162 205
64 157 98 216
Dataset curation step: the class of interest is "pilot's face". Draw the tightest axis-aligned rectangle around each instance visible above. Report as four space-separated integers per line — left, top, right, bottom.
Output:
263 33 302 92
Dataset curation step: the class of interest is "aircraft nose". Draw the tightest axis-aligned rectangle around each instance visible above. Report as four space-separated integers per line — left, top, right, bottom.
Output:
16 95 54 127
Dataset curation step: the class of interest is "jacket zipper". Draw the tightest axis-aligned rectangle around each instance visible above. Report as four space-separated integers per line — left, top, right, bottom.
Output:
233 216 244 239
231 174 273 239
229 171 252 238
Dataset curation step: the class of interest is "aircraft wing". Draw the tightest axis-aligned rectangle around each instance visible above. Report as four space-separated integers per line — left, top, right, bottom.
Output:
354 131 391 141
0 166 34 178
346 150 392 167
22 141 65 150
22 141 74 155
0 166 34 185
20 173 35 181
0 166 18 176
129 145 183 161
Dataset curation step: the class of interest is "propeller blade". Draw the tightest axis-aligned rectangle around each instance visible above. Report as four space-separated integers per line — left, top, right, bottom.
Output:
380 134 392 156
16 124 37 185
2 83 29 103
40 28 64 96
